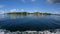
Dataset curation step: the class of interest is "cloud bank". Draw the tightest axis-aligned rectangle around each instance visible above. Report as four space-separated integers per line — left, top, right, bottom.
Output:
10 9 19 12
46 0 60 3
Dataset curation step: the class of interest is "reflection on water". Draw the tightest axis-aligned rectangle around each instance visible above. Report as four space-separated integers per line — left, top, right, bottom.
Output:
0 14 60 33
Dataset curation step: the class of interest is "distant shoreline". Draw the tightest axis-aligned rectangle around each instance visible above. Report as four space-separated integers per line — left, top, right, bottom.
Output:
5 12 60 16
6 12 52 15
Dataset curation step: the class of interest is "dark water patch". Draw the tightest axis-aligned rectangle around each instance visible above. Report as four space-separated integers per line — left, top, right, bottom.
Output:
0 14 60 31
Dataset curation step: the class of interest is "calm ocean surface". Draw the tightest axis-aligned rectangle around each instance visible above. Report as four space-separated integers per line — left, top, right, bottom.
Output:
0 14 60 33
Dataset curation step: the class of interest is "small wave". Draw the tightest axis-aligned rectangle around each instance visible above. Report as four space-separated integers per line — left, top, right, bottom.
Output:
0 29 60 34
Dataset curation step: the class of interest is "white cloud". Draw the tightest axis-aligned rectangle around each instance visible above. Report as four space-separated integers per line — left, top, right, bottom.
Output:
46 0 60 3
21 9 24 11
10 9 25 12
21 0 26 3
31 0 36 2
0 10 5 14
0 5 4 8
10 9 19 12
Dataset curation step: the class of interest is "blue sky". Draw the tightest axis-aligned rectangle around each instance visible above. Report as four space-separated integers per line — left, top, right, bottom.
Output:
0 0 60 14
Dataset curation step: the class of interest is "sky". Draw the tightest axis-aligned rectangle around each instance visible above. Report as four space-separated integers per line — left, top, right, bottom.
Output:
0 0 60 14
